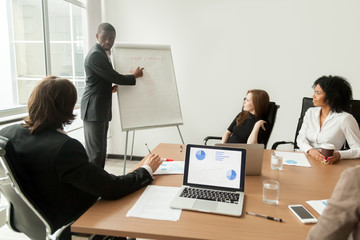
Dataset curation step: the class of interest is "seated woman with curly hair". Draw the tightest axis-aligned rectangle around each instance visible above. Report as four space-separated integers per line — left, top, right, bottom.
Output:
297 75 360 164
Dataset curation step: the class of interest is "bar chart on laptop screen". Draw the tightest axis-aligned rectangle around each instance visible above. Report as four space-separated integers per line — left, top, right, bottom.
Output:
187 148 242 188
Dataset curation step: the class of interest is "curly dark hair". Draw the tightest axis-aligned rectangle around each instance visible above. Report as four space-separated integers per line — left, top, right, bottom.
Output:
313 75 352 113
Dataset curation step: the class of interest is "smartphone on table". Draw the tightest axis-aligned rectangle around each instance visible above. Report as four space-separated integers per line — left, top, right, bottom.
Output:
288 204 318 224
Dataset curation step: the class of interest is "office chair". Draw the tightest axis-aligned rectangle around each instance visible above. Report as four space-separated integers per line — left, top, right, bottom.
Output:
0 136 72 240
348 99 360 125
343 99 360 150
204 101 280 149
271 97 313 150
271 98 360 150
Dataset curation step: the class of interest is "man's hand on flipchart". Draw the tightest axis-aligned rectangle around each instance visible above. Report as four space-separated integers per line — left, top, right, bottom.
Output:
143 153 162 172
112 85 118 93
133 67 144 78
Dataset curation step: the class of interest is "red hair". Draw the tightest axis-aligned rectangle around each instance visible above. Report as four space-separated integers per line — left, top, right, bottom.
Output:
236 89 270 126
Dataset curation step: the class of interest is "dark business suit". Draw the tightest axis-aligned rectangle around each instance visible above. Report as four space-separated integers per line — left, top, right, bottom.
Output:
0 124 152 239
81 43 136 167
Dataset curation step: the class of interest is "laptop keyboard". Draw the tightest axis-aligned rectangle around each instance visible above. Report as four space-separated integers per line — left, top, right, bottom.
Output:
180 187 240 204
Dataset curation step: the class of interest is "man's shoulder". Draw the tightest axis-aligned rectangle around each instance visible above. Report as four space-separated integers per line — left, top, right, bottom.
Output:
342 165 360 178
86 44 106 61
89 44 104 54
0 124 77 150
0 124 26 137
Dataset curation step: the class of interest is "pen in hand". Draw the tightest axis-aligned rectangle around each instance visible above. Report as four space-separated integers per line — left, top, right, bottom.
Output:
145 143 173 161
145 143 151 154
246 211 283 222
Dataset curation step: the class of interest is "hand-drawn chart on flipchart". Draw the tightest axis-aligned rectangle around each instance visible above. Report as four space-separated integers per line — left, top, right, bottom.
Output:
112 43 183 131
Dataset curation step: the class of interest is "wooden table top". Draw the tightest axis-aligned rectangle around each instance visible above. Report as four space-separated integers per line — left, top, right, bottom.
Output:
71 143 359 240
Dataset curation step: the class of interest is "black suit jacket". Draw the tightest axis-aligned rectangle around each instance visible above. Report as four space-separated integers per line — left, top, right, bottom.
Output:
0 124 152 231
81 43 136 121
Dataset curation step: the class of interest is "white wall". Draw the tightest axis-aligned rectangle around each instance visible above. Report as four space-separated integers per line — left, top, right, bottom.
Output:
102 0 360 156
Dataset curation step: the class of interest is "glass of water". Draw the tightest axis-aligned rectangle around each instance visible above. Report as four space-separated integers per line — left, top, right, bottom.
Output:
263 179 280 205
271 152 283 170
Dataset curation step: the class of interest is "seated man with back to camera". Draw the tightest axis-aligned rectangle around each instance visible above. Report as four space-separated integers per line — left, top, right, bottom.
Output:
0 76 162 240
221 89 270 144
307 165 360 240
297 75 360 164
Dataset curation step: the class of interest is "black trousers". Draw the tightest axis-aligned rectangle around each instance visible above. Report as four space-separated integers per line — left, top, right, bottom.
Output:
83 120 109 168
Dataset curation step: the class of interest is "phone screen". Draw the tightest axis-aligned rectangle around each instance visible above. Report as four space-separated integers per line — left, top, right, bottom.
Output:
291 206 314 219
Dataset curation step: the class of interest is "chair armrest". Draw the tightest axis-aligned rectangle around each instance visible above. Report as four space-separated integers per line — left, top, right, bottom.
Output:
203 136 222 145
271 141 295 150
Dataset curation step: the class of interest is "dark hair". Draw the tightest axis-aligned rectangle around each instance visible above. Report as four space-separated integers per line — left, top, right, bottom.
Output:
97 22 116 35
236 89 270 126
24 76 77 134
313 75 352 113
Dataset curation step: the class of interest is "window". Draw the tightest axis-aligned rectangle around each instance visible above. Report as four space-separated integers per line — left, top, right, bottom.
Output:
48 0 86 99
0 0 86 117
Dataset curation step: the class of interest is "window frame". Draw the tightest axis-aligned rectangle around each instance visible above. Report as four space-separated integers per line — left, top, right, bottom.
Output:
0 0 86 120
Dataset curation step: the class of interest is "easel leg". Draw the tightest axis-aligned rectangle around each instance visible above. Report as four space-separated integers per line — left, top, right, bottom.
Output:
123 131 129 175
130 131 135 161
176 125 185 144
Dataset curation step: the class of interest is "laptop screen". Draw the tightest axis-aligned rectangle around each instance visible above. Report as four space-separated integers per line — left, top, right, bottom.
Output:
184 144 246 191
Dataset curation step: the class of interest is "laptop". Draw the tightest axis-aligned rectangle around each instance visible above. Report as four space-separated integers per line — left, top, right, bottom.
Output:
215 143 264 176
170 144 246 217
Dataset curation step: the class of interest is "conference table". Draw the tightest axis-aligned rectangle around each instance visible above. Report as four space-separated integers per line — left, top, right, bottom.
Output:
71 143 359 240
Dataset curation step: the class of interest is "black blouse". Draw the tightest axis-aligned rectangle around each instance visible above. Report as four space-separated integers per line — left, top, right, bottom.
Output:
226 112 267 144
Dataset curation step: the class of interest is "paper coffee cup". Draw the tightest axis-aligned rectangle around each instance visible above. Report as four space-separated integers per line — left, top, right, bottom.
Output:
320 143 335 158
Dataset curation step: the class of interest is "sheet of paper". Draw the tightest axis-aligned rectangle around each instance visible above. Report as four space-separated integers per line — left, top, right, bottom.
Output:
154 161 184 175
275 151 311 167
306 199 328 215
126 185 182 221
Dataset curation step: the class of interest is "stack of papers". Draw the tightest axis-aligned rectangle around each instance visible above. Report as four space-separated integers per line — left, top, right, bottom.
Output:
306 199 328 215
126 185 182 221
275 151 311 167
154 161 184 175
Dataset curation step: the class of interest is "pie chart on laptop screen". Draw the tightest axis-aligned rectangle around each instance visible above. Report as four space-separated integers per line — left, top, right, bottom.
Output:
226 169 237 180
196 150 206 160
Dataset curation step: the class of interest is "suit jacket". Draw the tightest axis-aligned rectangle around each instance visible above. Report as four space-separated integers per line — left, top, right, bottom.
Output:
307 166 360 240
81 43 136 121
0 124 153 231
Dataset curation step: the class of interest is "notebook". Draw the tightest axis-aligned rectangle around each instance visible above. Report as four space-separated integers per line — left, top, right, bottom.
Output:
215 143 264 176
170 144 246 217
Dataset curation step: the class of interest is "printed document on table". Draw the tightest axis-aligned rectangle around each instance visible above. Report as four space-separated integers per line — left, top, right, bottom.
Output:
275 151 311 167
154 161 184 175
306 199 328 215
126 185 181 221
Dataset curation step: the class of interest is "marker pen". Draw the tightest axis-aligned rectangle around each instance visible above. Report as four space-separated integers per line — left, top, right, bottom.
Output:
161 158 174 161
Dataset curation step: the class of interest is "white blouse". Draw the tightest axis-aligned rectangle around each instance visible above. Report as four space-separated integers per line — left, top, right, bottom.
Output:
297 107 360 159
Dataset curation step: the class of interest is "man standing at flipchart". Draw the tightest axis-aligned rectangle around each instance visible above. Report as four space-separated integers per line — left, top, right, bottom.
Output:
81 22 144 168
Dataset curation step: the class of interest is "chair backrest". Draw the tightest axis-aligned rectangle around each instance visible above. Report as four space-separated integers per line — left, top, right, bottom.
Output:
348 99 360 127
343 99 360 149
293 97 314 149
0 136 54 240
262 101 280 148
